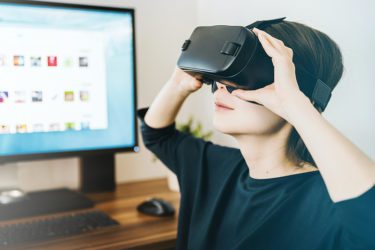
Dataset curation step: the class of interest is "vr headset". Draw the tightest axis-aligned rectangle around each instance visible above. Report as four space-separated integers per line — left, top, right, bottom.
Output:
177 17 332 112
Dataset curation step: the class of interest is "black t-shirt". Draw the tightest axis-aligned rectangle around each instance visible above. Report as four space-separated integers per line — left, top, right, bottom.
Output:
137 107 375 250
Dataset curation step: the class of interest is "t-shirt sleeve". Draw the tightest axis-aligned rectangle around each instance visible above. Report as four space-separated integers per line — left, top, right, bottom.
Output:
333 184 375 248
136 106 239 192
136 107 212 176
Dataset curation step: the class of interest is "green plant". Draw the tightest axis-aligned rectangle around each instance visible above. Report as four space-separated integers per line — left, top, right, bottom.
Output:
151 115 213 163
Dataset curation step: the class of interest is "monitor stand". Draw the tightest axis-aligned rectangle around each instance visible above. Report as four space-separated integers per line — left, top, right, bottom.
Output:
80 153 116 193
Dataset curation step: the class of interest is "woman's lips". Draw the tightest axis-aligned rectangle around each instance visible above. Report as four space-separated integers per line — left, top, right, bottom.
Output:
215 102 234 111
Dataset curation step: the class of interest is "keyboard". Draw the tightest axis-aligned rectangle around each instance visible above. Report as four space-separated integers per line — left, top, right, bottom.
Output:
0 210 119 247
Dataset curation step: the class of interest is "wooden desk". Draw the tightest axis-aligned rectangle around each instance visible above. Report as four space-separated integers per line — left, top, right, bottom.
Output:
26 178 181 250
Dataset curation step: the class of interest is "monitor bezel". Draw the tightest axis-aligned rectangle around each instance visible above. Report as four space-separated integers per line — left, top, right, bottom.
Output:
0 0 139 164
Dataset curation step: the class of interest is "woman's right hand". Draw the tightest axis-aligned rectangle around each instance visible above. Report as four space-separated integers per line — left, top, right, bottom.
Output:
168 67 203 95
144 67 203 128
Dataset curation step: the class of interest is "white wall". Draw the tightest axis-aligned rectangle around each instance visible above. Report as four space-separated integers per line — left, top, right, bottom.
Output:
0 0 374 191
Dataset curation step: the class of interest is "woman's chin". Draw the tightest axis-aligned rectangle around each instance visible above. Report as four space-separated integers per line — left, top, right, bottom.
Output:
213 118 245 134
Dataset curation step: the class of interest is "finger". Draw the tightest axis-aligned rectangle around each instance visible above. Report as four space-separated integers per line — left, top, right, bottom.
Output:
231 88 264 103
258 30 294 62
256 29 285 49
253 28 284 56
256 29 292 56
257 32 280 58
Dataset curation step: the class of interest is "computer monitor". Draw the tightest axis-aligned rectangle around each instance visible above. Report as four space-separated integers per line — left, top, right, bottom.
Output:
0 0 138 191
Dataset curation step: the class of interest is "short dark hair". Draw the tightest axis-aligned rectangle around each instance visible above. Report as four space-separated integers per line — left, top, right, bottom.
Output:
263 21 344 168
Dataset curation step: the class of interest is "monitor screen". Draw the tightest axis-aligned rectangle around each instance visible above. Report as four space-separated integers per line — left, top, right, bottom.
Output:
0 1 137 161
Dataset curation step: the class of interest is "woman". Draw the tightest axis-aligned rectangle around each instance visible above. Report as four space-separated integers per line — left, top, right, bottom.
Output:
137 20 375 250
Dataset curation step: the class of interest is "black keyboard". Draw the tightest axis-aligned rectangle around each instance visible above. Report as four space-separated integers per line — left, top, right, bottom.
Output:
0 210 119 247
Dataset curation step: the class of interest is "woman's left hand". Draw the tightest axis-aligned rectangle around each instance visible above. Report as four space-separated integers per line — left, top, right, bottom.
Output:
231 27 308 123
232 29 375 206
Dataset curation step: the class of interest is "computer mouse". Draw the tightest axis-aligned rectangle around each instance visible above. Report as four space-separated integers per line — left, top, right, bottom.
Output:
136 197 175 217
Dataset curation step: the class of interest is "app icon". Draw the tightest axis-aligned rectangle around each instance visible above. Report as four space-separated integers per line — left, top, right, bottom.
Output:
80 91 89 102
81 122 90 130
0 54 6 66
63 57 73 68
30 56 42 67
13 56 25 66
64 91 74 102
47 56 58 67
49 123 60 132
32 124 44 132
14 91 27 103
79 57 88 67
0 125 10 134
0 91 9 103
65 122 75 130
16 124 28 133
32 91 43 102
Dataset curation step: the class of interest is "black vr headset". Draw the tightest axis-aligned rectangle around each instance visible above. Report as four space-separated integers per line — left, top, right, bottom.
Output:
177 17 332 112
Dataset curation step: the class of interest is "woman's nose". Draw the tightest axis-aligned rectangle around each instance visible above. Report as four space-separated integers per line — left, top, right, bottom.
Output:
216 82 225 89
214 81 237 94
215 82 230 93
212 82 227 95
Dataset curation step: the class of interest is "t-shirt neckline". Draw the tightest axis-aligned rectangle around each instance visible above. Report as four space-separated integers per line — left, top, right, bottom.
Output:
247 169 320 183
